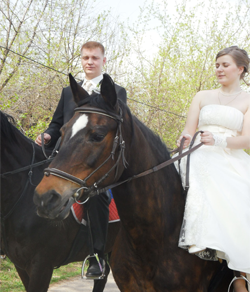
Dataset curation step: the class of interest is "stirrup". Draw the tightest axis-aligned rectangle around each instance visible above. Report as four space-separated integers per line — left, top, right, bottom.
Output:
246 274 250 291
81 253 105 280
227 275 250 292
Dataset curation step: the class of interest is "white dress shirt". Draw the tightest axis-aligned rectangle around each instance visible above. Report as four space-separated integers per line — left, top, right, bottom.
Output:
82 74 103 94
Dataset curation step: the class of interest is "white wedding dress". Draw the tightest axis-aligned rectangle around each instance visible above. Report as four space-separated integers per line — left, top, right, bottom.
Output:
176 104 250 274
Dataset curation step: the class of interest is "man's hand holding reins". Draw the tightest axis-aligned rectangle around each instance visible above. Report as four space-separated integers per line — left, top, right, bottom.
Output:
35 133 51 146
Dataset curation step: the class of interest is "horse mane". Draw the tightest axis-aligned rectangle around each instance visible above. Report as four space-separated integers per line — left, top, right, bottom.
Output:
85 96 170 161
133 115 171 160
0 111 32 145
116 101 171 160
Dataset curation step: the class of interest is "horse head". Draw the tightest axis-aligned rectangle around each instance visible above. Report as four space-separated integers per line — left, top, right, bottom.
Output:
34 74 127 220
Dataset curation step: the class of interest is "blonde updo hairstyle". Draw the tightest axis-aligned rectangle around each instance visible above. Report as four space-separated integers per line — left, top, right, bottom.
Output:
216 46 250 86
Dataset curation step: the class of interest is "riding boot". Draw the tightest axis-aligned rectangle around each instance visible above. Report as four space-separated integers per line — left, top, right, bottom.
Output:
85 191 110 279
86 252 106 278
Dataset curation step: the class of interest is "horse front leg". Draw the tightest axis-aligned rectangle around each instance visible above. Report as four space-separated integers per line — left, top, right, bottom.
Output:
92 256 111 292
110 234 148 292
25 260 53 292
15 265 30 291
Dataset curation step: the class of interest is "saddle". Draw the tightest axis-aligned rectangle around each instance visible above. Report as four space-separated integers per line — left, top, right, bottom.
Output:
71 190 119 225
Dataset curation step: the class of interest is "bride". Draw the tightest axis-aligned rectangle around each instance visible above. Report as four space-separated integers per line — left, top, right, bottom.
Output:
176 46 250 292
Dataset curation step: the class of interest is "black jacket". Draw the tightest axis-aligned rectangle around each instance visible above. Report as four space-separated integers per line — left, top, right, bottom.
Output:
45 81 127 148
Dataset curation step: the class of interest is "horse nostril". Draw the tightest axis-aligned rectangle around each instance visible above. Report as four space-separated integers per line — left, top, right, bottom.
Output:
34 189 61 209
47 190 61 208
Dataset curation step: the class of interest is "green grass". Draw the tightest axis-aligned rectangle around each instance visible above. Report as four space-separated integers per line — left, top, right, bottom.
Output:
0 257 82 291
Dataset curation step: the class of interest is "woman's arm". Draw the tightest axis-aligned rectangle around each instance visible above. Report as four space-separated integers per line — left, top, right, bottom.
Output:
177 92 202 147
226 105 250 149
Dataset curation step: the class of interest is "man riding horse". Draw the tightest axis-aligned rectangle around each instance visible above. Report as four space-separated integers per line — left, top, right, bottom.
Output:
35 41 127 279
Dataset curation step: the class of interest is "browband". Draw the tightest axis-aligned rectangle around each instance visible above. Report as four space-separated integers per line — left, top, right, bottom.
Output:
74 107 123 122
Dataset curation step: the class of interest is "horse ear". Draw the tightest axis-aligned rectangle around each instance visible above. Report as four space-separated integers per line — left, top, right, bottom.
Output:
101 73 118 109
69 73 89 106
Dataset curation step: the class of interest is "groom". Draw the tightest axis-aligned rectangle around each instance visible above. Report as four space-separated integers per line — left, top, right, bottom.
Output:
35 41 127 278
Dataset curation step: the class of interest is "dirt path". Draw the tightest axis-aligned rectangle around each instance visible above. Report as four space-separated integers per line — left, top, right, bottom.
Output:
48 273 120 292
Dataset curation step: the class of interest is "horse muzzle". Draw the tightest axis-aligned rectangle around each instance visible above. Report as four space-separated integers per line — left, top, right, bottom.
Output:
33 189 75 220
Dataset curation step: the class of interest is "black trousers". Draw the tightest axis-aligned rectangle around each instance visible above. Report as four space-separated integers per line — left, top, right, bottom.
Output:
85 191 110 259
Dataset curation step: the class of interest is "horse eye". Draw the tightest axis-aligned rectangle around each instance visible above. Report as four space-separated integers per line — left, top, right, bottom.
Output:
89 133 105 142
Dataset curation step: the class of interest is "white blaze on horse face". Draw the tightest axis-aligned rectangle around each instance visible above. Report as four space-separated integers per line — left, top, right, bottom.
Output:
71 114 88 139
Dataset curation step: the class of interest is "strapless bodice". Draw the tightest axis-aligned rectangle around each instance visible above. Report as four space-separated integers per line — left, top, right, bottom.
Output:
198 104 244 132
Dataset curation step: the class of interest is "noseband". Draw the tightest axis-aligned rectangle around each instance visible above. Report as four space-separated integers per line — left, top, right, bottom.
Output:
44 106 127 203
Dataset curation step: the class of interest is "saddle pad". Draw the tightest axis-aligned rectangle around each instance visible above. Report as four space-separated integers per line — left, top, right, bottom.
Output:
71 192 119 225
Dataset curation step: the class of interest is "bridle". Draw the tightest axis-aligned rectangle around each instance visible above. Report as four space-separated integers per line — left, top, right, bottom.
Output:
43 104 204 204
44 106 127 203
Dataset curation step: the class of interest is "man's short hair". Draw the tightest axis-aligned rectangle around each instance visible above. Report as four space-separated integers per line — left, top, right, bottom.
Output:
81 41 105 55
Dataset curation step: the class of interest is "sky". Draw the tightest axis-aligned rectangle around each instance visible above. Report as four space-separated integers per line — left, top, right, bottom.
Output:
94 0 245 66
98 0 238 22
98 0 150 23
97 0 164 56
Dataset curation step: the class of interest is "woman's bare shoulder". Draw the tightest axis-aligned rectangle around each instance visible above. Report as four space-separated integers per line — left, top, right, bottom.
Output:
193 89 217 103
246 93 250 110
242 91 250 105
242 90 250 98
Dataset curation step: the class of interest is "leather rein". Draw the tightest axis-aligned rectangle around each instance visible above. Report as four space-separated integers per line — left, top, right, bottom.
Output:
0 137 60 178
44 106 204 203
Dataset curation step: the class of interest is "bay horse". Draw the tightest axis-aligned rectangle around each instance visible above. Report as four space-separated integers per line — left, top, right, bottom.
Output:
0 111 119 292
34 74 233 292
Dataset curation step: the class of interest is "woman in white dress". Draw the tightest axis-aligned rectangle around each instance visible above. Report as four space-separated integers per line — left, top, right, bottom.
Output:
176 46 250 292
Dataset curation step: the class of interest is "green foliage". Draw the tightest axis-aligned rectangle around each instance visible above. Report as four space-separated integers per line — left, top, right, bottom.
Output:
0 257 25 291
125 0 250 150
0 0 129 135
0 0 249 152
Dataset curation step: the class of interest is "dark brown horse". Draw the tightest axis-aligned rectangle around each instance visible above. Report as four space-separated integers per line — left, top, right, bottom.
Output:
0 111 119 292
34 74 233 292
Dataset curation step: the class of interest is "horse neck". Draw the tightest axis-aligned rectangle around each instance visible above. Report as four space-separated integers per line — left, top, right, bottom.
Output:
113 116 185 238
1 129 45 212
122 116 172 180
2 132 33 173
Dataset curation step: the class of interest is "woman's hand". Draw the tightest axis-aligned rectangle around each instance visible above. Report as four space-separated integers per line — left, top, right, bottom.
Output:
200 131 215 145
177 134 192 148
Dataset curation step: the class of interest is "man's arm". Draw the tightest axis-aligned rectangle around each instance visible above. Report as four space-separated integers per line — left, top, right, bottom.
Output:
35 88 65 148
44 88 66 147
